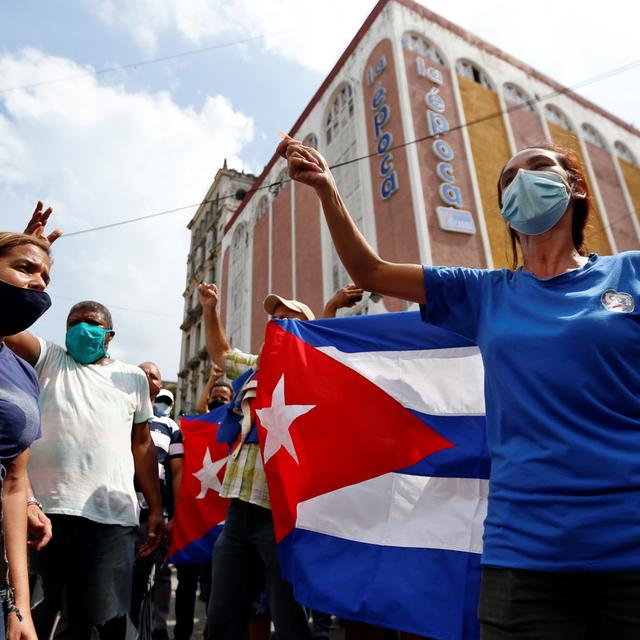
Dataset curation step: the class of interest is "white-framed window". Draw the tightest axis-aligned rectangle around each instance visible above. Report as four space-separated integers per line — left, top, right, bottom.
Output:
401 32 445 66
581 123 607 150
303 132 318 149
227 223 248 348
614 140 637 165
544 104 574 131
503 83 535 112
255 195 269 222
325 83 354 146
455 60 494 91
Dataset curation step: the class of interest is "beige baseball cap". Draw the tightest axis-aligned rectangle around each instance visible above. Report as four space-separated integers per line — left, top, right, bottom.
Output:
263 294 315 320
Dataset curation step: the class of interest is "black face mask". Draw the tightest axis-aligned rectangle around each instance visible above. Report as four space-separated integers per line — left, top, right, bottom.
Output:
0 279 51 337
208 400 226 411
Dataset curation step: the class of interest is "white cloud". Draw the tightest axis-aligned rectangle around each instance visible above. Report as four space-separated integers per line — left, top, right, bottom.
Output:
85 0 374 73
86 0 640 125
0 48 254 378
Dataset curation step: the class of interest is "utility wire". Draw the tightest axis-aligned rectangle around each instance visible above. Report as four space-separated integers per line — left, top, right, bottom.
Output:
60 54 640 239
0 27 306 95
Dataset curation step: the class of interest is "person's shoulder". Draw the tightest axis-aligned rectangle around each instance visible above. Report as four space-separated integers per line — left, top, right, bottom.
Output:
1 345 38 385
111 360 148 378
606 250 640 266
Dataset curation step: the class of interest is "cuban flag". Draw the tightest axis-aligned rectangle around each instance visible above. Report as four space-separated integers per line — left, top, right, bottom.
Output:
255 311 489 640
167 407 231 564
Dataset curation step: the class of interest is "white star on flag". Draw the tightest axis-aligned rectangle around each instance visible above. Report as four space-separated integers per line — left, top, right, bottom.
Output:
193 447 227 499
256 374 316 464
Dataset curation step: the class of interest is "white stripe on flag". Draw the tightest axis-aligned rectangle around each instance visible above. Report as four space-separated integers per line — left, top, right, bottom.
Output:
317 346 485 416
296 473 488 554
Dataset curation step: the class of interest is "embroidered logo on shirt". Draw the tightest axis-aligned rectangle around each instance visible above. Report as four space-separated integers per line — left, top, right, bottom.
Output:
600 289 635 313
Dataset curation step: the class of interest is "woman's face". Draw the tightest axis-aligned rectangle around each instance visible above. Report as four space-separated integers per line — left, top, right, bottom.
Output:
499 148 571 199
0 244 51 291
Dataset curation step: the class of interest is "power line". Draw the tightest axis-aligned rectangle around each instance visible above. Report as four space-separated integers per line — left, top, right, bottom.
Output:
0 26 306 94
59 54 640 239
50 294 180 319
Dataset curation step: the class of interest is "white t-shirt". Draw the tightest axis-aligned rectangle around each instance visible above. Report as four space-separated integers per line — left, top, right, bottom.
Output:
30 339 153 526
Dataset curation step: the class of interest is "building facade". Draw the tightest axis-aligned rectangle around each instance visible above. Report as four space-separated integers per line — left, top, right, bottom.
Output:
175 161 256 416
178 0 640 407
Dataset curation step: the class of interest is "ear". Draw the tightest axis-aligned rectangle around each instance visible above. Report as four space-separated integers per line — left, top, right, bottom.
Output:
105 330 116 345
571 177 587 200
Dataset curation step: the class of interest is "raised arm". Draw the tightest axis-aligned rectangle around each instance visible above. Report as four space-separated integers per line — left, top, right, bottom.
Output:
277 137 425 304
198 283 232 370
195 364 224 414
322 284 364 318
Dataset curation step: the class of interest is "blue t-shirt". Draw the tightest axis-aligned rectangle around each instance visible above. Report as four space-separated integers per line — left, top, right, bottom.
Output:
421 252 640 572
0 343 42 463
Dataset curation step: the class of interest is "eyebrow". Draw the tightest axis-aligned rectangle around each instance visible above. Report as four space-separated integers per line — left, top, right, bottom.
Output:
13 257 51 284
500 154 555 188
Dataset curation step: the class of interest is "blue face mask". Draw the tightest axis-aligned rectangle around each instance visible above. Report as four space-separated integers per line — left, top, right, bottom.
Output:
65 322 113 365
153 402 171 417
501 169 571 236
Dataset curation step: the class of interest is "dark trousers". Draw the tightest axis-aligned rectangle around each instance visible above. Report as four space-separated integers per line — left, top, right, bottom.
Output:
479 566 640 639
31 514 135 640
206 499 310 640
174 563 200 640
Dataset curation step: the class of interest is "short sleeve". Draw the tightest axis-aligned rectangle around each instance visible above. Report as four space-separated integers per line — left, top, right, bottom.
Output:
34 338 62 375
420 265 492 340
168 421 184 458
133 370 154 424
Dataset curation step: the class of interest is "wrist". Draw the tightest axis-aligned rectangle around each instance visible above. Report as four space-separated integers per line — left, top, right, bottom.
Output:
26 496 43 510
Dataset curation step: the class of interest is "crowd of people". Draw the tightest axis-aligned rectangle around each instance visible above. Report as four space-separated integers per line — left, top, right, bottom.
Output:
0 137 638 640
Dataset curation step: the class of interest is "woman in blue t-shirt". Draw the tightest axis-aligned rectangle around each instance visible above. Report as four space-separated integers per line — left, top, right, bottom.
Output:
278 136 640 638
0 204 60 640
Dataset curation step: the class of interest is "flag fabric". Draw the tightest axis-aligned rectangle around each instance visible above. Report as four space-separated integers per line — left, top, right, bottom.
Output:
167 406 231 565
255 311 489 640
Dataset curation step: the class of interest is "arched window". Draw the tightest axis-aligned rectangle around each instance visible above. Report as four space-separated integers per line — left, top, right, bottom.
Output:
544 104 573 131
503 83 535 112
581 123 607 150
325 83 354 146
302 132 318 149
614 141 637 165
455 60 494 91
255 195 269 222
269 167 288 198
227 223 248 347
401 32 446 66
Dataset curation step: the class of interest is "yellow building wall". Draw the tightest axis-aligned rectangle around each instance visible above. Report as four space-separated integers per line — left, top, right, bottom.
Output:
546 124 612 255
457 77 513 268
618 159 640 225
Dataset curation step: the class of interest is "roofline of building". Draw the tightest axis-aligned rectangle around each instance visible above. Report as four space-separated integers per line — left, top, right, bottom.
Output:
187 164 257 230
225 0 639 234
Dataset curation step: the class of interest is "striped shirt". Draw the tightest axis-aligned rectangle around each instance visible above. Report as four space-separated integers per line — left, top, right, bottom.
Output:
137 415 184 511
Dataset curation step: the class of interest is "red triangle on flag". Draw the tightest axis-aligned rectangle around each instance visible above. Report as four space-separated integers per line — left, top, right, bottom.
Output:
255 323 453 541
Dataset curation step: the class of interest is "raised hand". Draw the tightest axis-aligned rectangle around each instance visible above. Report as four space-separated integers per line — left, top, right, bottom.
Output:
198 282 219 311
323 284 365 318
276 134 334 191
24 201 62 246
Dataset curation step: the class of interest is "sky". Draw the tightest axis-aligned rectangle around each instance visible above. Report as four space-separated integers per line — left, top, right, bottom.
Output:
1 0 638 380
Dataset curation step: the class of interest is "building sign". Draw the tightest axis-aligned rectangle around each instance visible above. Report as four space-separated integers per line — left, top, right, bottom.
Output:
368 55 399 200
417 55 476 234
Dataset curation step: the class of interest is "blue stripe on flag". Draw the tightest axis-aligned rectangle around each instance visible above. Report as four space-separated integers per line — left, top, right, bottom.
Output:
276 311 474 352
167 524 223 565
279 528 481 640
404 411 490 480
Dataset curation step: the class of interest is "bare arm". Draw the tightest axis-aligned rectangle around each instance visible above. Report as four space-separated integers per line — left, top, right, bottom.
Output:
195 364 224 414
131 422 165 557
169 456 183 521
3 451 37 639
25 474 52 550
4 333 41 368
322 284 365 318
278 137 425 304
198 283 232 370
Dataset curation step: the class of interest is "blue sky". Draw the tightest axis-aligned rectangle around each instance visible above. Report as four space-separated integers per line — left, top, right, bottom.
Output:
1 0 638 379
